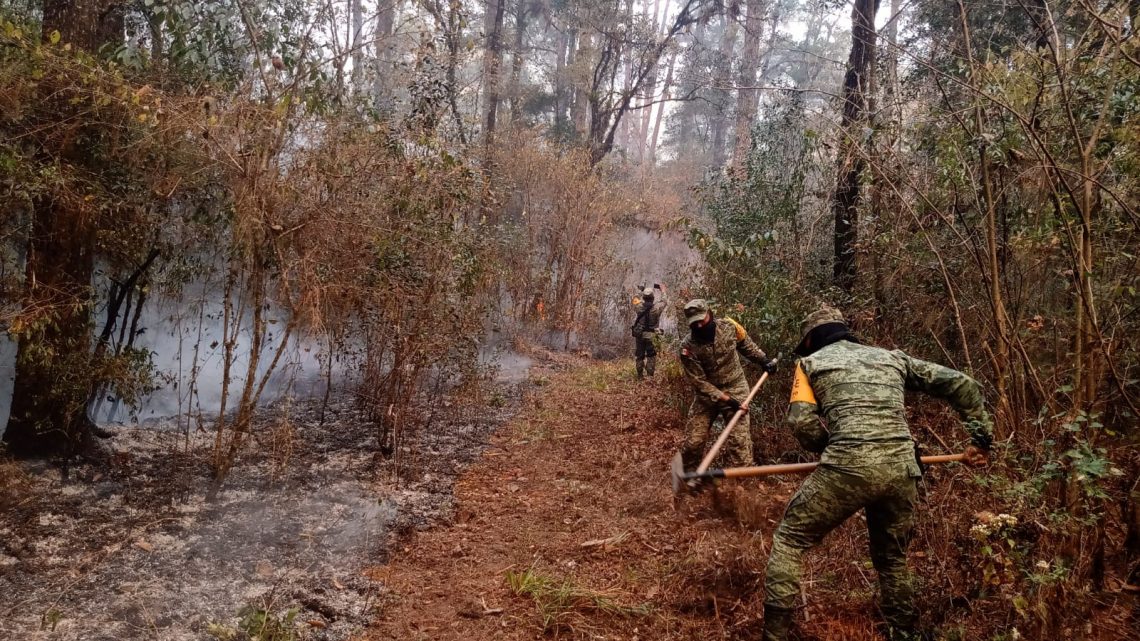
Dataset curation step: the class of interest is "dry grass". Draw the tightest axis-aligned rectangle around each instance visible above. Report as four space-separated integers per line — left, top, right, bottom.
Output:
506 565 652 633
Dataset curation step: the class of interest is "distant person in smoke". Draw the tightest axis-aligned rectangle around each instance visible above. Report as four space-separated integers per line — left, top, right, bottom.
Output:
630 283 666 379
677 299 776 469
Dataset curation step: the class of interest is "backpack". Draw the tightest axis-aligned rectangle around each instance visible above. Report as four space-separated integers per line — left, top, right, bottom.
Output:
631 306 650 337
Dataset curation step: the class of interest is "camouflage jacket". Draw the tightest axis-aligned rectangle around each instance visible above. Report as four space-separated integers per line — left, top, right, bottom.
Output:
632 298 667 338
786 341 992 469
680 318 769 403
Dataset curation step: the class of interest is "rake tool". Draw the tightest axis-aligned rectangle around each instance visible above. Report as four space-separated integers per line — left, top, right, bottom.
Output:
671 452 969 495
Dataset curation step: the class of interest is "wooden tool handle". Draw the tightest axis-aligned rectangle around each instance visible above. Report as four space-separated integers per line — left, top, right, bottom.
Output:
721 452 969 478
696 368 773 475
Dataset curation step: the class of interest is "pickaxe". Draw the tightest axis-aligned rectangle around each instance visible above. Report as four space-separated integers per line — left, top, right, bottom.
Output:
686 359 778 477
671 452 968 495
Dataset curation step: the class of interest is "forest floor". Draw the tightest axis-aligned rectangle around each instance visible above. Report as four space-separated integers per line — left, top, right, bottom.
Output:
0 347 544 641
355 358 833 641
359 359 1138 641
3 353 1135 641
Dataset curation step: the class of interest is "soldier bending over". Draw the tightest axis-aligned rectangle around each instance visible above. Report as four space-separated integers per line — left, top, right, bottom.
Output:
762 306 992 641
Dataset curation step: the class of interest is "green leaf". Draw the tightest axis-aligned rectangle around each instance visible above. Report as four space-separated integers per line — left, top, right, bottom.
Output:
49 30 61 45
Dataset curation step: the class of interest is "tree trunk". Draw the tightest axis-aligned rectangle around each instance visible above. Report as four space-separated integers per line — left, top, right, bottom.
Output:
618 0 635 151
956 0 1012 420
884 0 900 135
509 0 528 122
572 31 591 138
555 29 575 133
4 0 121 457
373 0 397 109
483 0 506 146
732 0 766 167
444 1 468 144
648 49 677 166
831 0 879 293
585 0 706 166
710 12 738 168
637 0 666 162
351 0 364 91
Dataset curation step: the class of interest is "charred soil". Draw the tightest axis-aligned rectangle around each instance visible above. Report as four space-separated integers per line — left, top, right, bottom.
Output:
0 367 528 641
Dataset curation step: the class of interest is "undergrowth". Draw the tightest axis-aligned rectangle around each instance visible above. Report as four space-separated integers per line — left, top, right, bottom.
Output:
506 566 652 633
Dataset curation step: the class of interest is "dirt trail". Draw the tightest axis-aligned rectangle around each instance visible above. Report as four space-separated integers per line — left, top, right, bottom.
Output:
361 359 897 641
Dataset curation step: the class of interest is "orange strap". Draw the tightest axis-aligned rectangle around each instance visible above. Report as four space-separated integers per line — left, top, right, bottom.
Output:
790 363 817 405
726 317 747 341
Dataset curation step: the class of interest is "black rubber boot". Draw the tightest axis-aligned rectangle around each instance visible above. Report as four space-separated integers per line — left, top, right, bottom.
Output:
681 449 701 473
762 604 795 641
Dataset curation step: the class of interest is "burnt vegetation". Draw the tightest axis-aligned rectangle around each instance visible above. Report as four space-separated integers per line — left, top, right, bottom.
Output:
0 0 1138 639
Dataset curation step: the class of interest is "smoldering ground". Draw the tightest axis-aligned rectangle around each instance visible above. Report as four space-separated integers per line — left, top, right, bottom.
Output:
0 372 531 641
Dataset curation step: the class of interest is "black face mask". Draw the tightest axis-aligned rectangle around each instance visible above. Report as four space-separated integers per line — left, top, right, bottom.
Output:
794 321 858 357
690 315 716 344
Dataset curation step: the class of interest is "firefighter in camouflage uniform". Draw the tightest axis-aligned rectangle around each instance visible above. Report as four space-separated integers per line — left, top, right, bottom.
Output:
762 306 993 641
678 299 777 470
631 284 667 379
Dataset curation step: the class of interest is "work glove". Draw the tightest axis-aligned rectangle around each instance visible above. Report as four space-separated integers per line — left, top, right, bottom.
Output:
761 359 778 374
964 444 989 468
966 420 992 452
720 396 743 413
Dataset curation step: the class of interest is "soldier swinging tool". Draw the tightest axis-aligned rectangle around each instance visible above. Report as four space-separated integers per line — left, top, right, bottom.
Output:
758 305 992 641
677 299 777 470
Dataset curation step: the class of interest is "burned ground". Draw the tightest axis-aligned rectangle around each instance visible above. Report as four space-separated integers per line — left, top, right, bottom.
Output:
0 367 529 641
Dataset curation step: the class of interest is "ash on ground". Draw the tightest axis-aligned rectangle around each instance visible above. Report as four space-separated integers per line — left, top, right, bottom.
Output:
0 377 531 641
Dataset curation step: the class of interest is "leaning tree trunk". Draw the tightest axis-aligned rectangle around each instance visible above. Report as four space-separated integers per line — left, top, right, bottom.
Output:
831 0 879 293
4 0 121 457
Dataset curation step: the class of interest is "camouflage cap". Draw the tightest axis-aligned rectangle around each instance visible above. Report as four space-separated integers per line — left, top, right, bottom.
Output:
800 305 845 337
642 287 655 298
684 299 711 325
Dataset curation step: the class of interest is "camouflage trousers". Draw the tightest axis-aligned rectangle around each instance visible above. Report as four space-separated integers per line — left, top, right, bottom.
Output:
763 463 919 640
681 380 753 469
634 335 657 378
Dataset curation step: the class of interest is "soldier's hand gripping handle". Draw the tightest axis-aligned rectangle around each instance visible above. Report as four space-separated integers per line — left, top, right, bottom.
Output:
963 444 989 468
720 395 745 413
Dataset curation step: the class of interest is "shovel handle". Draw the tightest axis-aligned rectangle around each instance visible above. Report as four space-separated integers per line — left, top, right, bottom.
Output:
696 367 774 475
718 452 969 479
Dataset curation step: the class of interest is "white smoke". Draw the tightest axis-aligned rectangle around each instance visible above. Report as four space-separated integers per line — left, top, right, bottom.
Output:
98 286 340 425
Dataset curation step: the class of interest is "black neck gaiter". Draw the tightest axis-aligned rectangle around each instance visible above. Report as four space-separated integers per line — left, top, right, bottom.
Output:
794 322 859 357
691 316 716 344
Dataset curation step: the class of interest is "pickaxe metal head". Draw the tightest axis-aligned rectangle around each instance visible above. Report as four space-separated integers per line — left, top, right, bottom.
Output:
671 451 727 495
